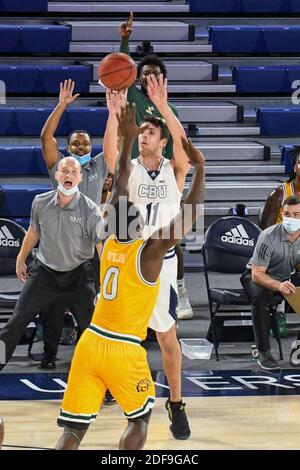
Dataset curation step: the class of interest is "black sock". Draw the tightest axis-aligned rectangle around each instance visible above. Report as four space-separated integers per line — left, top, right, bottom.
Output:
169 399 183 406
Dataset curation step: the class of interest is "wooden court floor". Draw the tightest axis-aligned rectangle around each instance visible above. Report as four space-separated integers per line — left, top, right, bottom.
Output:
1 396 300 450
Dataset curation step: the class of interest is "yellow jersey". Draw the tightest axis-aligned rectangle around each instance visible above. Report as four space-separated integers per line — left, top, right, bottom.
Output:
91 236 160 341
276 181 295 224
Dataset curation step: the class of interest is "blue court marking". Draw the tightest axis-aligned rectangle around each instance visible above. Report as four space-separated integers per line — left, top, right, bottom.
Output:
1 369 300 400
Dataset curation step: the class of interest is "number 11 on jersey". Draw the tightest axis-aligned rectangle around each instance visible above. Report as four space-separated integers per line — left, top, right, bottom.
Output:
145 202 159 226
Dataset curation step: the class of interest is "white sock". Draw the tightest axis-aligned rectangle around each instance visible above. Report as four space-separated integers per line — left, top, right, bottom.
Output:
177 278 185 290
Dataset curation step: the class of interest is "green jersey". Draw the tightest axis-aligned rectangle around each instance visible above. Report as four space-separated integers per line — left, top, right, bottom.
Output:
120 38 178 159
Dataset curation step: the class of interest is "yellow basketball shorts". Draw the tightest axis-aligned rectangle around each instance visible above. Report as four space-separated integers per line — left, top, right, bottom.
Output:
57 325 155 429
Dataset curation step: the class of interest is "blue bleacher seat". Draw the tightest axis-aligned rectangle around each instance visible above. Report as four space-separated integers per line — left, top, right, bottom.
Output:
257 108 300 136
263 26 300 53
0 108 108 136
289 0 300 12
285 66 300 88
0 0 48 12
280 145 300 174
209 26 264 53
0 25 20 53
189 0 238 13
39 66 90 93
0 65 39 93
189 0 300 12
0 25 70 53
0 184 51 217
0 108 15 135
0 147 47 175
66 109 108 136
209 26 300 53
15 108 68 136
232 66 290 93
0 65 89 94
0 146 103 176
242 0 284 12
20 25 70 53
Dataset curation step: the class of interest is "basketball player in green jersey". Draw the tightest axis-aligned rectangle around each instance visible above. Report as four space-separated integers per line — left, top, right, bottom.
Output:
119 12 178 160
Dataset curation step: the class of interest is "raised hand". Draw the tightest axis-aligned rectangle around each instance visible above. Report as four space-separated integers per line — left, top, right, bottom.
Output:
119 11 133 39
116 102 140 140
147 73 168 109
106 89 127 115
59 79 80 106
181 137 205 168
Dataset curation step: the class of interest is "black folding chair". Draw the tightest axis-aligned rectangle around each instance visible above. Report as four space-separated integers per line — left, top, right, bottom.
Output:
0 218 37 353
202 216 283 360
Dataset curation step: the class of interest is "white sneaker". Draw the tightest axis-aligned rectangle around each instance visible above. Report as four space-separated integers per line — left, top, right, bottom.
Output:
176 287 193 320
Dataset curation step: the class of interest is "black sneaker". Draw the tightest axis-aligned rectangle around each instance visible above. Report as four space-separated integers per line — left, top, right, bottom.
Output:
165 399 191 440
257 351 280 371
103 390 116 406
40 354 56 369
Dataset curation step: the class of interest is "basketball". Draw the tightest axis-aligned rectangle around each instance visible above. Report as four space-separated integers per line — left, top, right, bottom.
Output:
98 52 137 91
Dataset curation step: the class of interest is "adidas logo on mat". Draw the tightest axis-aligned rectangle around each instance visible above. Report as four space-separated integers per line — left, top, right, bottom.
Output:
0 225 20 247
221 224 254 247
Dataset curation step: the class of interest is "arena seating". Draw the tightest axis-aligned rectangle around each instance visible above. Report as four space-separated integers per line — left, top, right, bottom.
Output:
189 0 300 13
0 184 51 218
0 146 102 175
233 65 300 93
0 25 70 53
0 108 108 136
0 66 89 94
257 108 300 136
0 0 48 12
209 26 300 53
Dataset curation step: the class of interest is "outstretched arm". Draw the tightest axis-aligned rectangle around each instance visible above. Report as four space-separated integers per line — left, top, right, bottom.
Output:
109 102 143 204
103 89 127 172
119 12 133 55
147 74 190 186
41 80 80 169
141 138 205 283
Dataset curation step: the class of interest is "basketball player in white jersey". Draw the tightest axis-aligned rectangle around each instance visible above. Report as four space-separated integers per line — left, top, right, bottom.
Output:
104 75 193 440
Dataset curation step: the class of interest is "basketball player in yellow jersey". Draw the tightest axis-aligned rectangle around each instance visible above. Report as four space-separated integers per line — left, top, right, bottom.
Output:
55 103 205 450
260 149 300 229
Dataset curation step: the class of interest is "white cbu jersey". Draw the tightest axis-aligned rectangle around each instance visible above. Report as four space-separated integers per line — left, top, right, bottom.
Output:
129 157 182 239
